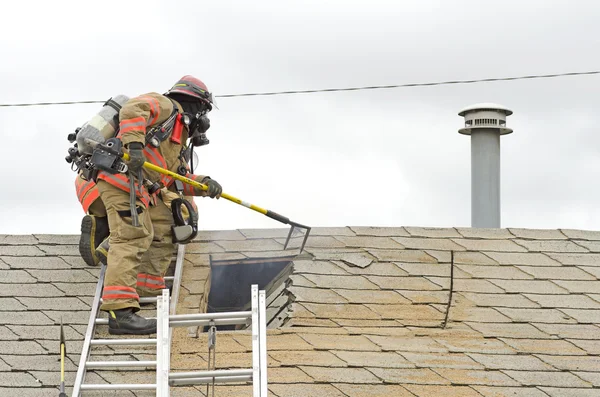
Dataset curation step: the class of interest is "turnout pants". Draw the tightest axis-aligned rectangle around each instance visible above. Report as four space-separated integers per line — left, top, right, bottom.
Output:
97 180 175 312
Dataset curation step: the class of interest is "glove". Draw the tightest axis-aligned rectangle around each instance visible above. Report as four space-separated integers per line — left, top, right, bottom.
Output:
126 142 145 173
203 178 222 199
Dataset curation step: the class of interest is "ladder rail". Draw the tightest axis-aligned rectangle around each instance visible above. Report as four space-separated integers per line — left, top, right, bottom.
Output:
251 285 260 397
157 288 171 396
72 263 106 397
259 290 268 396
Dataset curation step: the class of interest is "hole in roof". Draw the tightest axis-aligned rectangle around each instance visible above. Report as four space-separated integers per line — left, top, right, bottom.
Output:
206 255 295 331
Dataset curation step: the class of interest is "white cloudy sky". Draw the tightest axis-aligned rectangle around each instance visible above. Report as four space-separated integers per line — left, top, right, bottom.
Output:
1 0 599 234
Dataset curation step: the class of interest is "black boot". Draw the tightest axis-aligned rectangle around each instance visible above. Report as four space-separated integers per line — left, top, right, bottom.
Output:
108 308 157 335
79 215 109 266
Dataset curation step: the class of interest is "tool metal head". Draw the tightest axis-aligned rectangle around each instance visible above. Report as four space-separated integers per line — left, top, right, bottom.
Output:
283 221 311 254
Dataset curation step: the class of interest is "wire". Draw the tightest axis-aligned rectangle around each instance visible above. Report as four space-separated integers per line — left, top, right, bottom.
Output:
1 70 599 107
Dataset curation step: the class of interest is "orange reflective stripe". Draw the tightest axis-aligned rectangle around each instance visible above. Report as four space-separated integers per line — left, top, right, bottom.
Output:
102 286 139 301
143 147 167 169
96 172 151 207
137 273 166 289
81 188 100 213
140 96 160 126
183 173 196 195
77 181 95 202
118 116 146 137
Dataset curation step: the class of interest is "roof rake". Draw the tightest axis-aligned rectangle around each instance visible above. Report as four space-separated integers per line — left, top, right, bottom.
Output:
121 151 312 253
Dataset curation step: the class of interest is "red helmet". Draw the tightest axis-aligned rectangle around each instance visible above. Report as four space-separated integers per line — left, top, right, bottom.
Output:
165 75 216 108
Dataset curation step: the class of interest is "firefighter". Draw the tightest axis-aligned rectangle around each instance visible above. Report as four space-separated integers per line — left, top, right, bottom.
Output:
95 76 222 335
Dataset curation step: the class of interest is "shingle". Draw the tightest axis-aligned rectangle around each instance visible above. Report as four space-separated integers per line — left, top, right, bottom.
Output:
517 266 597 280
333 384 416 397
309 251 375 268
333 350 413 368
405 385 485 397
367 335 447 353
334 261 408 276
50 282 98 296
430 278 506 294
404 227 462 238
289 274 316 287
0 325 18 340
1 256 70 269
433 337 515 354
0 235 39 245
456 228 516 239
513 240 589 253
333 235 404 249
572 240 600 252
0 283 65 297
289 286 347 304
395 262 451 277
447 307 512 323
299 334 381 351
38 245 80 256
508 228 568 240
292 260 350 275
366 276 443 291
567 339 600 355
502 370 591 388
33 235 79 245
539 387 600 397
0 311 53 325
333 289 410 304
269 367 314 383
465 323 551 339
300 366 381 383
2 354 76 371
278 236 346 249
559 309 600 324
524 294 600 309
466 353 555 371
0 269 37 283
0 340 46 355
0 245 45 256
398 290 450 304
483 252 561 266
366 304 444 321
489 280 568 294
433 368 520 386
367 249 438 263
303 303 381 320
457 293 540 308
42 310 91 325
310 227 356 237
26 269 98 283
349 226 410 237
535 355 600 372
451 239 527 252
16 297 90 310
496 308 576 324
391 237 467 251
574 372 600 387
553 280 600 293
547 253 600 266
400 352 484 370
368 367 449 384
579 266 600 278
303 274 379 290
7 325 82 340
474 386 552 396
186 241 226 253
0 372 41 387
454 252 499 265
560 229 600 240
269 384 347 397
531 324 600 340
269 350 347 367
456 265 534 280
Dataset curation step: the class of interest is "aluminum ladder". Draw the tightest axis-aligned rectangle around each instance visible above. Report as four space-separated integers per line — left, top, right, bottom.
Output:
72 244 269 396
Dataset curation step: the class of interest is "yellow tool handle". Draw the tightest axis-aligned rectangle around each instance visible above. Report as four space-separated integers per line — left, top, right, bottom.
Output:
122 152 291 224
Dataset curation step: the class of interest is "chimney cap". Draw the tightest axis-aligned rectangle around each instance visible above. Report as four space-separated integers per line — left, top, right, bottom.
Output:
458 103 513 117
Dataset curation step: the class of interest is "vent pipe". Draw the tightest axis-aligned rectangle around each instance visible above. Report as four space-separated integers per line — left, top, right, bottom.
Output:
458 103 513 228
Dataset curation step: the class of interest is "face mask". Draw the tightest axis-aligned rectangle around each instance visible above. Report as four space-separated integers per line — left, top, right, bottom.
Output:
187 112 210 147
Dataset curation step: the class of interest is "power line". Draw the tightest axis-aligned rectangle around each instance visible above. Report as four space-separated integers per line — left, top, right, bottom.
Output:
1 70 599 108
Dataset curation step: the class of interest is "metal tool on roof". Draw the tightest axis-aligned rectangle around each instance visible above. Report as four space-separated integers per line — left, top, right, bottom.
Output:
71 244 269 396
59 318 67 397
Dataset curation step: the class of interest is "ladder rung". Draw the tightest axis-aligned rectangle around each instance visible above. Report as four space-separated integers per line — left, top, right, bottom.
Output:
170 375 252 386
170 311 251 321
170 317 251 328
170 369 253 380
86 360 157 369
91 338 157 346
81 384 157 390
164 276 174 281
100 296 162 304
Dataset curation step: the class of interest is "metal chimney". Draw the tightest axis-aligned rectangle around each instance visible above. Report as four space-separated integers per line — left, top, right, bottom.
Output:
458 103 513 228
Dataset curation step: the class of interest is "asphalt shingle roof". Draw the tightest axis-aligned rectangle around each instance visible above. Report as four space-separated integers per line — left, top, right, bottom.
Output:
1 227 600 396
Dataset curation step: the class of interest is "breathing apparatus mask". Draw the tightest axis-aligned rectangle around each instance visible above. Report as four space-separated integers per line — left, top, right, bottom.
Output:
175 97 211 148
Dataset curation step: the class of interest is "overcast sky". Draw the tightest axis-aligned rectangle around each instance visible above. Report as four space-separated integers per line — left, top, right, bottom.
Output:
1 0 599 234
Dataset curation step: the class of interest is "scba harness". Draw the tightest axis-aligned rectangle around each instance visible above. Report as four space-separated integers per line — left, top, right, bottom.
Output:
65 96 199 244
